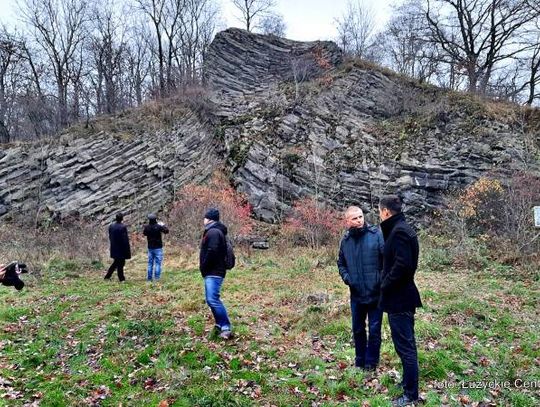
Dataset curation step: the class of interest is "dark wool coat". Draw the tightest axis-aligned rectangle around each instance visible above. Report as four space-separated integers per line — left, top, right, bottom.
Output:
143 221 169 249
337 225 384 304
109 222 131 260
379 212 422 313
199 221 228 278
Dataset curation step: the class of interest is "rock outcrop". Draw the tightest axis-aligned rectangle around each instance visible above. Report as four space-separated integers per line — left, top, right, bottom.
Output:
0 28 539 223
205 29 540 222
0 111 219 221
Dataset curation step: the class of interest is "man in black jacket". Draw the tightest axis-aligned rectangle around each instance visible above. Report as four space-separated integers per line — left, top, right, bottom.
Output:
143 213 169 282
379 195 421 406
199 208 232 339
104 213 131 282
337 206 384 370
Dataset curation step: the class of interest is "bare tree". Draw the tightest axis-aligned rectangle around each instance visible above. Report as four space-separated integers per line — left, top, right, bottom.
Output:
231 0 276 32
124 24 152 107
524 24 540 105
176 0 220 84
135 0 167 97
374 0 440 83
0 26 24 143
290 53 314 102
22 0 89 127
335 0 376 59
259 13 286 36
88 0 127 114
425 0 540 94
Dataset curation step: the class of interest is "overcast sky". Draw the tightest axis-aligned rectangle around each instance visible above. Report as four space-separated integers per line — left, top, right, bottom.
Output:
0 0 398 42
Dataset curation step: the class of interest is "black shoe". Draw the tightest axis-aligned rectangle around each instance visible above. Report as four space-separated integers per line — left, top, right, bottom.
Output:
363 365 376 372
392 395 418 406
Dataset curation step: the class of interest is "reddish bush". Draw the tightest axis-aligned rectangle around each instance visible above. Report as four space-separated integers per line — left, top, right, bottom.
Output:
167 174 253 246
282 197 344 248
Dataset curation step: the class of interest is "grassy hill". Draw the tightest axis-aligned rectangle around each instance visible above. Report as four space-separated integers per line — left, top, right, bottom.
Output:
0 244 538 406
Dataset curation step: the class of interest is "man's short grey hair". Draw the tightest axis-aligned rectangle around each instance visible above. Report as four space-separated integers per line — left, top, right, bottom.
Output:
344 206 363 217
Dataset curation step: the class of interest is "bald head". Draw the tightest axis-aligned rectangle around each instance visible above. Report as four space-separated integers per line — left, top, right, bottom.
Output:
345 206 365 229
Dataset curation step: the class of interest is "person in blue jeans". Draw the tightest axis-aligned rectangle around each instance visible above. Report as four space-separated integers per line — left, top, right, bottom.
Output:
199 208 232 339
143 213 169 281
337 206 384 371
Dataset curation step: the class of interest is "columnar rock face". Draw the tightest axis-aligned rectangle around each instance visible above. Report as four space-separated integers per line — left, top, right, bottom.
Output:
0 112 219 222
204 29 540 222
0 28 539 223
204 28 342 117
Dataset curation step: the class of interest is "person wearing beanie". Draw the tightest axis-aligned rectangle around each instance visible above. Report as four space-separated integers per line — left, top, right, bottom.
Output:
105 212 131 281
143 213 169 282
199 207 232 339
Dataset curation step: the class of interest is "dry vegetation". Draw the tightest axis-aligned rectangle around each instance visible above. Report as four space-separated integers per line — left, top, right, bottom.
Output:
0 174 539 406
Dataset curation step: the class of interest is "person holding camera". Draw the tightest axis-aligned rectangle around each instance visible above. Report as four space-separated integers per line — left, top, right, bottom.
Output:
143 213 169 282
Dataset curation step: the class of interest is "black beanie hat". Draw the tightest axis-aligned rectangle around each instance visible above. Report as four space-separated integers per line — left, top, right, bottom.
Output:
204 208 220 222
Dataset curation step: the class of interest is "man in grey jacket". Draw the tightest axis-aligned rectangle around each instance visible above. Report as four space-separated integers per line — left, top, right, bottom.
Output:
337 206 384 370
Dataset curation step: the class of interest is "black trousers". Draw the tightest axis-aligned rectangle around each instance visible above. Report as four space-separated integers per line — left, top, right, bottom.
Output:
388 311 419 400
351 299 383 368
105 258 125 281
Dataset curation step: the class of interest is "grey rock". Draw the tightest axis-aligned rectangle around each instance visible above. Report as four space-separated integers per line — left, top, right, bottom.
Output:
0 28 538 224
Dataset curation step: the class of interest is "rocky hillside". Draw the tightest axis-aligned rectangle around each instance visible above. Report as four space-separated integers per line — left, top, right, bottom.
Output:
1 28 539 223
0 110 219 221
205 29 539 222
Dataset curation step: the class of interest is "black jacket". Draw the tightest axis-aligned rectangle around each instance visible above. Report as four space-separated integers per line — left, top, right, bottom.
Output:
143 221 169 249
337 225 384 304
109 221 131 260
379 212 422 313
199 221 228 278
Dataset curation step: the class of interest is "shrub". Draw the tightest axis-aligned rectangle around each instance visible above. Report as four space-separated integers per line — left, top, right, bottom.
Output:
282 197 343 249
167 173 253 247
440 172 540 268
0 216 107 273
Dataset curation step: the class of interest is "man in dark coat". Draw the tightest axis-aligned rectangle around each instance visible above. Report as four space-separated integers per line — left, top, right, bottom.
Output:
199 208 232 339
337 206 384 370
143 213 169 282
379 195 421 406
104 212 131 282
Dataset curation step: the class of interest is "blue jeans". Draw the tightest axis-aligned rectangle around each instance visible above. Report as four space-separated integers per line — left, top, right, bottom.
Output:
204 276 231 331
388 311 419 400
351 298 383 368
147 248 163 280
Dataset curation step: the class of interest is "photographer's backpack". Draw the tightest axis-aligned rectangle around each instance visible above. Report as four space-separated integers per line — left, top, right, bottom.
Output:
224 237 235 270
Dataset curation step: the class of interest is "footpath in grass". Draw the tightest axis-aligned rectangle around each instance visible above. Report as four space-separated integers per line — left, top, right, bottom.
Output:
0 248 538 406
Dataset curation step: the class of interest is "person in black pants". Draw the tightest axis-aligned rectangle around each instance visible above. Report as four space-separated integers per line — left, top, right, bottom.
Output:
104 212 131 282
378 195 422 406
337 206 384 371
